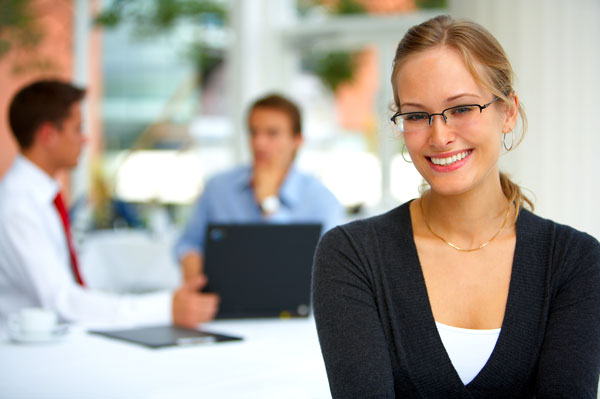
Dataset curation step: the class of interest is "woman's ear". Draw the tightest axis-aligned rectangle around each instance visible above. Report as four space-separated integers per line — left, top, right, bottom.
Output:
502 92 519 133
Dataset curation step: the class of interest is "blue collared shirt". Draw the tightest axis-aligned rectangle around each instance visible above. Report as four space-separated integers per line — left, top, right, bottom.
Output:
174 165 344 259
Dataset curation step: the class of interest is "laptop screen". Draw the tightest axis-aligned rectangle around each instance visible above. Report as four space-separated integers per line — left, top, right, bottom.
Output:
203 223 322 319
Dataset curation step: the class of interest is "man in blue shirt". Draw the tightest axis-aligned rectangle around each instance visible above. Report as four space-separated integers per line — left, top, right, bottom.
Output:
175 94 344 282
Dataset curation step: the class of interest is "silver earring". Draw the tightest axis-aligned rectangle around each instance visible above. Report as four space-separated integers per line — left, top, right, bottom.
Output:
502 131 514 151
401 143 412 163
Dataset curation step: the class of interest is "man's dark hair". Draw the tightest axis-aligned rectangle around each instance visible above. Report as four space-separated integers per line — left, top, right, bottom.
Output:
9 79 86 149
247 94 302 136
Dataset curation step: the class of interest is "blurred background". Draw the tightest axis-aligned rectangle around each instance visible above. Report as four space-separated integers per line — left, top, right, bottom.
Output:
1 0 599 290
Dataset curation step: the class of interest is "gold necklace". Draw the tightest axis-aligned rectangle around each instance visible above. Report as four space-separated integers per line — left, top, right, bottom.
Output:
419 198 511 252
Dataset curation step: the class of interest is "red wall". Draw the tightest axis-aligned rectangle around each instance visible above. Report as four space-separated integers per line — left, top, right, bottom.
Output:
0 0 75 177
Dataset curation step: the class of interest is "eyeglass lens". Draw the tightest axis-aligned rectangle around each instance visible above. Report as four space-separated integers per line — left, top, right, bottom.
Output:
396 104 483 133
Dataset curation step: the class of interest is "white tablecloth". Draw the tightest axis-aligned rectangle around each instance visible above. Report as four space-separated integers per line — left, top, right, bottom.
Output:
0 318 331 398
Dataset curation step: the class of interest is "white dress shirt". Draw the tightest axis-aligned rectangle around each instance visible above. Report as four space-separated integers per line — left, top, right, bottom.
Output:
0 156 172 329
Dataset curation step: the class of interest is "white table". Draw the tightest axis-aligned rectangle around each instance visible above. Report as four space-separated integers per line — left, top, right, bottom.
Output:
0 318 332 398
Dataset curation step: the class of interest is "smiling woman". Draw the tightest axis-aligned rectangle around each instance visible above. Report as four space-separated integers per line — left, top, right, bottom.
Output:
396 45 517 202
312 15 600 398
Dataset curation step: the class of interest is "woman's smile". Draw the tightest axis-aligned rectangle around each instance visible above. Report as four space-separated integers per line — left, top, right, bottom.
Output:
427 149 473 172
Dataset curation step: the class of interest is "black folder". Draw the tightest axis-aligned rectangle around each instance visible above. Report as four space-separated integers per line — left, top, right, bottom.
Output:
90 325 242 348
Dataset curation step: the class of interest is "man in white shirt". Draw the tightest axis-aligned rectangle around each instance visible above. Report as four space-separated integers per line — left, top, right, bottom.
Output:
0 79 219 329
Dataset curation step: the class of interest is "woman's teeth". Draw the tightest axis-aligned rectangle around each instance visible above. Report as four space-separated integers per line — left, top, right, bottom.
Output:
430 150 471 166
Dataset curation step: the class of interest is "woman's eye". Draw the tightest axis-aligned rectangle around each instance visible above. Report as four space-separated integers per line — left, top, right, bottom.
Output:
449 106 475 115
404 113 428 121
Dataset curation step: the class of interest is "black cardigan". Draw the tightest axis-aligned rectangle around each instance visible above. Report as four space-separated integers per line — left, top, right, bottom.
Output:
312 201 600 398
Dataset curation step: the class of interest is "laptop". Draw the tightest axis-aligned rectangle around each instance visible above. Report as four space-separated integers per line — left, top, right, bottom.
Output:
202 223 322 319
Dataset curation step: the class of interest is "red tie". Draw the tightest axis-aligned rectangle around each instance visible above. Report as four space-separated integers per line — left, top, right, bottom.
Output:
53 192 85 286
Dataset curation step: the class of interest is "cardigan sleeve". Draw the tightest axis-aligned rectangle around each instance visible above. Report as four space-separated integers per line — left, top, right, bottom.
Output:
312 226 395 398
535 232 600 398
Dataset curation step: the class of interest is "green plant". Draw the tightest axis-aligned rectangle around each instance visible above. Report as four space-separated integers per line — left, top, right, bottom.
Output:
306 50 358 92
416 0 447 9
0 0 41 58
297 0 367 91
0 0 64 75
95 0 226 37
95 0 227 82
298 0 367 16
334 0 366 15
184 42 223 84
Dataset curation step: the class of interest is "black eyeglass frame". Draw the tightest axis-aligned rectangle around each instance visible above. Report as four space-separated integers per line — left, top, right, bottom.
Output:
390 97 500 128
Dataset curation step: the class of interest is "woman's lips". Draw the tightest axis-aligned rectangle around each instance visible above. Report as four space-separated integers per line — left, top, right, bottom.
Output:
427 150 472 172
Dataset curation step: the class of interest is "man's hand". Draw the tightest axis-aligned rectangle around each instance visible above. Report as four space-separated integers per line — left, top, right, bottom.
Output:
172 275 219 328
181 251 204 283
252 161 286 204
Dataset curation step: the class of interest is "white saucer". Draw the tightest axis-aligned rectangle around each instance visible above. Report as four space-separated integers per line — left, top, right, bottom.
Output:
8 324 70 344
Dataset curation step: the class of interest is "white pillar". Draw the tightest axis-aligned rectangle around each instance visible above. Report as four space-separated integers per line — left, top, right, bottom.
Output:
228 0 297 164
71 0 91 204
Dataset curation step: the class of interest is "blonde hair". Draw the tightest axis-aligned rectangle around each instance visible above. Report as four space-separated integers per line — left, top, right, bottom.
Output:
391 15 533 214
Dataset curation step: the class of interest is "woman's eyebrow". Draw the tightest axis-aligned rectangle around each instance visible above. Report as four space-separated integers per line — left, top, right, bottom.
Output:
400 102 424 109
400 93 481 110
445 93 480 103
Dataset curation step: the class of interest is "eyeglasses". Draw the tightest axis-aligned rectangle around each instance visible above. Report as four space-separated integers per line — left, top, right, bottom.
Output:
390 97 500 133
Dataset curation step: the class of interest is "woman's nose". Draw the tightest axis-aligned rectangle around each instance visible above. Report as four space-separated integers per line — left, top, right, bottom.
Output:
428 114 455 148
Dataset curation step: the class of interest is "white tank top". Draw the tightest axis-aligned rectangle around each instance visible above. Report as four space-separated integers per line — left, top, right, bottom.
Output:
435 322 501 385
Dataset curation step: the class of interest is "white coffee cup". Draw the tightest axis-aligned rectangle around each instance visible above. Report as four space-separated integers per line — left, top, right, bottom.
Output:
8 307 58 341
